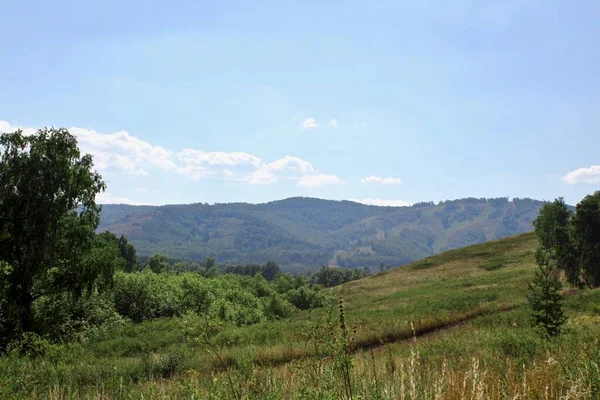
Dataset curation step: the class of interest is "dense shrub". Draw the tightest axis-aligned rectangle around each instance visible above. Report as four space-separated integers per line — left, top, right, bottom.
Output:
261 293 296 319
310 266 370 287
113 271 184 322
285 286 326 310
111 271 322 327
33 293 124 343
209 278 266 325
272 274 308 294
180 276 214 314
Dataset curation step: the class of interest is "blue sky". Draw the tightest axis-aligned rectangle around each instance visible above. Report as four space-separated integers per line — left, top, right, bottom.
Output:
1 0 599 206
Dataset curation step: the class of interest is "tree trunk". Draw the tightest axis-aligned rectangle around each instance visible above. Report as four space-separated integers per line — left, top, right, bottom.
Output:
16 264 35 333
19 292 33 332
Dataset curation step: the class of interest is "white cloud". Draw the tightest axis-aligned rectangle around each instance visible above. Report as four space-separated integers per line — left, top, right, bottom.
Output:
300 118 318 130
0 120 176 175
0 120 36 136
0 121 11 133
297 173 342 188
246 168 278 185
266 155 314 173
176 149 263 180
1 120 343 190
246 155 316 185
329 118 338 128
349 198 412 207
70 127 176 173
176 151 319 185
563 166 600 184
177 149 262 167
360 175 403 185
361 175 381 183
96 192 151 205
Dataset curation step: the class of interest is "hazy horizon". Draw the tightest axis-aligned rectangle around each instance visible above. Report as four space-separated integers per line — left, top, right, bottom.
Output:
95 194 557 208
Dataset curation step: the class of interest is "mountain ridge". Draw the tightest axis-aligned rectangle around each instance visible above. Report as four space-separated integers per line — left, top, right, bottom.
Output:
98 196 548 272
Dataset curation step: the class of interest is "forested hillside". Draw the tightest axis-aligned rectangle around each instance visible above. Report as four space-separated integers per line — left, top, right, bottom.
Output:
99 197 547 271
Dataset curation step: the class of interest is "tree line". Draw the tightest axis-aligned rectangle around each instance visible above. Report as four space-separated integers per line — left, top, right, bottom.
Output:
528 192 600 337
533 195 600 288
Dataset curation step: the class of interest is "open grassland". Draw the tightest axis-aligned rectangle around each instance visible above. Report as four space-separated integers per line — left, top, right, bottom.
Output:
3 232 600 399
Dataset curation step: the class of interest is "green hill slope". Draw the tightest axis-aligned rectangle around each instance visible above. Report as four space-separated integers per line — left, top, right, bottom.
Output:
6 232 600 399
99 197 547 270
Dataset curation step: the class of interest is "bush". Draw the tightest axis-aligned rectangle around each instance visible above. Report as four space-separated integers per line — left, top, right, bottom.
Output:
33 293 124 343
286 286 325 310
180 277 214 314
262 293 296 319
210 286 265 326
110 270 323 327
6 332 55 356
113 271 184 322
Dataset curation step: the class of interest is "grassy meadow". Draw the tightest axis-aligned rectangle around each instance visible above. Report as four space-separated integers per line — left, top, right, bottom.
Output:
2 232 600 399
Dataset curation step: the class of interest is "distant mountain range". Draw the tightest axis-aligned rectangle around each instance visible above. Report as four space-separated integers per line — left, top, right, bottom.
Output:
98 197 547 272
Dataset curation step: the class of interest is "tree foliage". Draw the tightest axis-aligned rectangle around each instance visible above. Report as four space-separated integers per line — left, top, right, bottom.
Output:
222 261 281 281
572 192 600 287
310 266 370 288
527 251 567 337
533 198 578 285
144 254 169 274
533 193 600 288
112 271 323 325
117 235 138 272
0 128 106 339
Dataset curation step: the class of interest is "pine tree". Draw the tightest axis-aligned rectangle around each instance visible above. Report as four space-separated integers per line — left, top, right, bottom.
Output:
527 251 567 337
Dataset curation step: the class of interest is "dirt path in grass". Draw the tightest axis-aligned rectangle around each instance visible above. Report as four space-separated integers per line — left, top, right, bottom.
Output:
365 288 581 354
250 303 520 369
359 303 518 356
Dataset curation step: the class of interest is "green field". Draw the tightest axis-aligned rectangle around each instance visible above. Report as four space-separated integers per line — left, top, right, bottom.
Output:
2 232 599 399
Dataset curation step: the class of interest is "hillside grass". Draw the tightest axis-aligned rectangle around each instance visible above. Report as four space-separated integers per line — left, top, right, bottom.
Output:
3 232 600 399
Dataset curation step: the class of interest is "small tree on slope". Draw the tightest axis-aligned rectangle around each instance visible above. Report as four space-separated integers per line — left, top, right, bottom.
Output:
527 251 567 337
